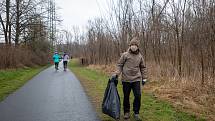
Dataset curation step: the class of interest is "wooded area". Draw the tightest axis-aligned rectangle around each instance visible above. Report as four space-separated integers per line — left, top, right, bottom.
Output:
0 0 58 68
67 0 215 87
65 0 214 118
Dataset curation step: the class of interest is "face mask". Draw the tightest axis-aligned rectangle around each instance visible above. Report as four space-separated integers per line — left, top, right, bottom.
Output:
130 45 138 52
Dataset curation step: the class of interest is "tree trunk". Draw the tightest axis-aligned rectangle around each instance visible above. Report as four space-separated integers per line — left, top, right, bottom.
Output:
15 0 21 46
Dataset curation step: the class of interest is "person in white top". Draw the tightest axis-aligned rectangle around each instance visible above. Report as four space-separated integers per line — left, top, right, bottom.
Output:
62 52 70 71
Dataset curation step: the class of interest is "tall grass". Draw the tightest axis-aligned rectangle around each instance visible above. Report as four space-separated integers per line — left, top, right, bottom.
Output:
0 45 50 69
69 59 206 121
86 61 215 121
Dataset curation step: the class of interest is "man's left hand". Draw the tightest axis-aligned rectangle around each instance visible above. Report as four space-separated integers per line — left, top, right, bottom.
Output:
142 79 147 86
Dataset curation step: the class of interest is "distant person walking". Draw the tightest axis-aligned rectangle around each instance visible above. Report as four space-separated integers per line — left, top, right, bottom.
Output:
62 52 69 71
53 52 61 70
113 37 147 121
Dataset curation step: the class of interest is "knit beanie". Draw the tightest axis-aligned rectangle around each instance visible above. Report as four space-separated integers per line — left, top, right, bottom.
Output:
129 37 140 47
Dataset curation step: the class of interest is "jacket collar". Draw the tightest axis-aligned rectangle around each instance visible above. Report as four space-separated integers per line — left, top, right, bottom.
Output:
127 48 140 55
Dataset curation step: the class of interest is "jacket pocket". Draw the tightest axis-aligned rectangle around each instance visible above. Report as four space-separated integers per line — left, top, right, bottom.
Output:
127 69 139 76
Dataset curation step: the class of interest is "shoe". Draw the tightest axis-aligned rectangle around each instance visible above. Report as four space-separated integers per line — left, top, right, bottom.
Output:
124 112 130 119
134 114 142 121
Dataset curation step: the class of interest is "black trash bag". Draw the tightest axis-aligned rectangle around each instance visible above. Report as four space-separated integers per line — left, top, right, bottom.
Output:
102 77 121 119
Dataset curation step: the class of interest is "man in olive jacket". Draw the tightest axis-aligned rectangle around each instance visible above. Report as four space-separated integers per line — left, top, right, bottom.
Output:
114 37 147 121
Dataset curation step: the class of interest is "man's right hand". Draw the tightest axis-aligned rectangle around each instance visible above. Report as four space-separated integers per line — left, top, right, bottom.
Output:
111 74 118 86
111 74 118 79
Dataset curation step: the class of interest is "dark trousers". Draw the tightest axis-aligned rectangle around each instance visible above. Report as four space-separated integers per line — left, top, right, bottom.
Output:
122 81 141 114
63 61 67 69
55 62 59 70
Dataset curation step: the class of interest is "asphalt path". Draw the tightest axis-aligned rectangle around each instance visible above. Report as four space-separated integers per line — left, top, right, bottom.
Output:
0 62 100 121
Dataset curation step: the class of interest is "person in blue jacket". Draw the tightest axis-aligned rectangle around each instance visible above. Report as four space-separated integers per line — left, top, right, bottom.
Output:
53 52 61 70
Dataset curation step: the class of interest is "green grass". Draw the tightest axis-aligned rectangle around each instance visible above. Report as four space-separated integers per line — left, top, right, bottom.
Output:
69 59 206 121
0 66 48 101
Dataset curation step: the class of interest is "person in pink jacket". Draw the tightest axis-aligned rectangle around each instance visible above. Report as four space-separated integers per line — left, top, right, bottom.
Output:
62 52 70 71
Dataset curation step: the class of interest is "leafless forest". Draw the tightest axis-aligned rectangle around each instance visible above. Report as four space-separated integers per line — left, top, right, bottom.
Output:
0 0 59 68
68 0 215 85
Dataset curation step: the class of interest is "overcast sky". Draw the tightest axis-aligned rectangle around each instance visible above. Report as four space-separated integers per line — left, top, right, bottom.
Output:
55 0 108 31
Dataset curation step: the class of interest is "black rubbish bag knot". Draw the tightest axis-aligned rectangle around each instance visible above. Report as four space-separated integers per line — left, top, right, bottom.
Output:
110 75 118 86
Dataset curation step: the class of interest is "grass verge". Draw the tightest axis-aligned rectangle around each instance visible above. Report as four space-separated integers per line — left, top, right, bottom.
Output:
0 65 48 101
69 59 205 121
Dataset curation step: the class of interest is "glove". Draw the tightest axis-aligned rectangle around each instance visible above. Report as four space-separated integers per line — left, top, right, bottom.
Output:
111 74 118 79
142 79 147 86
111 74 118 86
